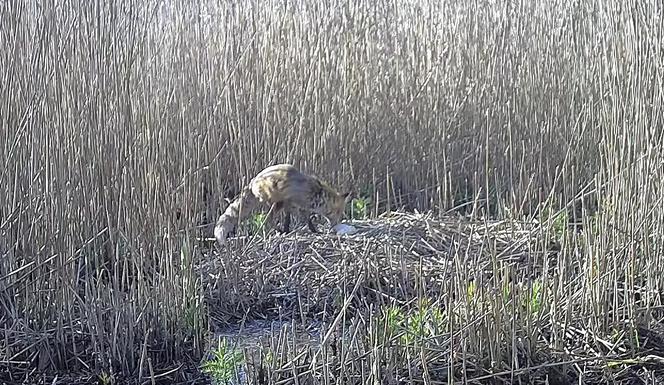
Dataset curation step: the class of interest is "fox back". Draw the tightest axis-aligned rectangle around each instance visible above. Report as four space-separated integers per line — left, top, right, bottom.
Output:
250 164 320 205
250 164 350 224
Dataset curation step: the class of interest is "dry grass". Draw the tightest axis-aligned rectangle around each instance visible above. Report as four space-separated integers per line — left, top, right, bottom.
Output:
1 0 663 384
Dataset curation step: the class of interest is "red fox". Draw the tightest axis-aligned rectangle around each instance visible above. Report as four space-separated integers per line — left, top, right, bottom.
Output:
214 164 352 245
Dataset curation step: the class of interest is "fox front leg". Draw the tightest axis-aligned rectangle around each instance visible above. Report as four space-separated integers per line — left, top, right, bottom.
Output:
294 206 318 233
307 213 319 233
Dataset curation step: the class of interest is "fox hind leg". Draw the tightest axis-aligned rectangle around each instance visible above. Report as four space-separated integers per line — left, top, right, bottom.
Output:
265 201 293 233
264 201 284 231
279 203 297 233
282 209 291 233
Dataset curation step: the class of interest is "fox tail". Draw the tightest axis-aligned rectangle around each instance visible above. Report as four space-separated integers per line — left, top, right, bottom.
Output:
214 185 259 245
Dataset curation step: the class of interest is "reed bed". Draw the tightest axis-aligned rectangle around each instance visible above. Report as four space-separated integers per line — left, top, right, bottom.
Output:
1 0 663 383
198 212 663 384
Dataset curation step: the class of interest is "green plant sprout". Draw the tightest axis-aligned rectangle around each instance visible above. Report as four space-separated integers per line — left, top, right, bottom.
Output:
349 196 371 219
248 212 268 234
201 337 245 384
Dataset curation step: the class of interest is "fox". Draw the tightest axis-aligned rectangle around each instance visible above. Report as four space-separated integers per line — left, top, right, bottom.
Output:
214 164 352 245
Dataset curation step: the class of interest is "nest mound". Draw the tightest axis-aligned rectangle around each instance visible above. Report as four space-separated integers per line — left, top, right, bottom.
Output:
197 211 550 325
195 212 664 384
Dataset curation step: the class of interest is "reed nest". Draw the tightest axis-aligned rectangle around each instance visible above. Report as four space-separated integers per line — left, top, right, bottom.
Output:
199 211 548 323
196 212 664 385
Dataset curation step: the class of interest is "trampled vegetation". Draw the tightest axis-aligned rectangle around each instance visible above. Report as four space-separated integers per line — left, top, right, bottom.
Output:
1 0 663 384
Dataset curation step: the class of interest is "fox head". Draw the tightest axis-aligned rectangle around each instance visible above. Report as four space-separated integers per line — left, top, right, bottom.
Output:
324 190 353 226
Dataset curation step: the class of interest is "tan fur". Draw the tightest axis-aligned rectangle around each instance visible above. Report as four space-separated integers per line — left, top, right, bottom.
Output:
214 164 351 245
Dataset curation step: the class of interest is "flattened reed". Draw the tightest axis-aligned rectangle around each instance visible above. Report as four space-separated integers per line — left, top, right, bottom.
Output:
200 212 664 384
200 212 547 324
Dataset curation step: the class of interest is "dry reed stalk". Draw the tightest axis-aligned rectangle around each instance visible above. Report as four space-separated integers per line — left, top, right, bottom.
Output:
1 0 663 383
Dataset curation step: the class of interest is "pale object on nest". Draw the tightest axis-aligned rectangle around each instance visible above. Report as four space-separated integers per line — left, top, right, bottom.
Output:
332 223 358 235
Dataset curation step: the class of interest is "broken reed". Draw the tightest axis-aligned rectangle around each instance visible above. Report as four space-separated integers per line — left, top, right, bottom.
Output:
1 0 663 380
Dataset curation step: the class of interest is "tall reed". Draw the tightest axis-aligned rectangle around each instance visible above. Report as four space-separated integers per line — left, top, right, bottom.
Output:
1 0 662 380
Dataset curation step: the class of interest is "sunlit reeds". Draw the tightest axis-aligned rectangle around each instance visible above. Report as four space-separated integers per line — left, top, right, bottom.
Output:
1 0 662 383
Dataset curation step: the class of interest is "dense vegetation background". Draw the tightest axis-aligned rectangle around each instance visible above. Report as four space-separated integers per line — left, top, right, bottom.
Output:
1 0 663 383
